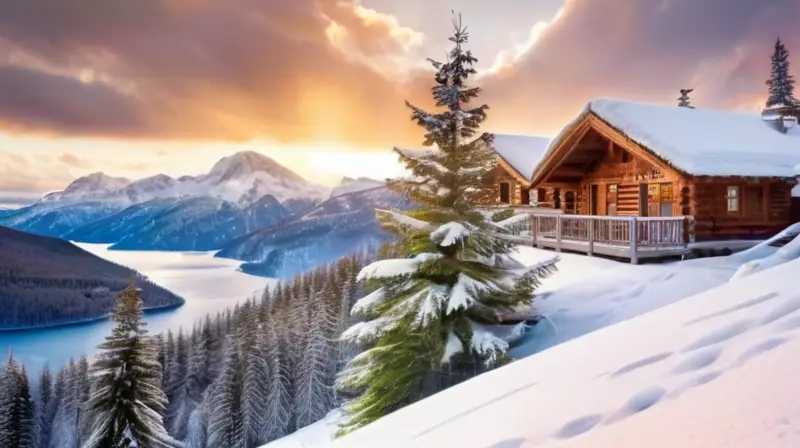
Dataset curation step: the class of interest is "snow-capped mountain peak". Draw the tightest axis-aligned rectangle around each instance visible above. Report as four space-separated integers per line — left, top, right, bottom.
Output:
206 151 305 185
197 151 328 204
42 172 131 203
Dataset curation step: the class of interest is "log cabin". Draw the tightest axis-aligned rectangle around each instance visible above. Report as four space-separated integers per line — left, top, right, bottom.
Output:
485 98 800 260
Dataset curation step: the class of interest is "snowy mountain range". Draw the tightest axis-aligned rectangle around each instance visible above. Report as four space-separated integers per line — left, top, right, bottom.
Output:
41 151 331 206
0 151 398 273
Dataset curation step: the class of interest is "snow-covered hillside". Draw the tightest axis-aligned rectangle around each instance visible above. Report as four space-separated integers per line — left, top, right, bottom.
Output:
329 177 385 199
267 231 800 448
41 151 329 206
216 186 414 278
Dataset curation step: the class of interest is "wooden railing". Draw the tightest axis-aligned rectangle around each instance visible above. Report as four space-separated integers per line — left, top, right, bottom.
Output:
520 213 693 263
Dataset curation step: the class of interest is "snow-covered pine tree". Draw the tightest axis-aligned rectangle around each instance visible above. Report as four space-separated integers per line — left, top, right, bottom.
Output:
259 284 274 321
38 363 54 448
206 335 244 448
240 323 270 447
262 313 292 443
16 366 36 448
335 13 557 434
50 360 78 448
766 38 797 107
293 282 338 430
164 330 176 395
81 281 181 448
75 356 91 441
677 89 694 108
0 352 36 447
183 405 208 448
44 366 65 448
170 335 208 439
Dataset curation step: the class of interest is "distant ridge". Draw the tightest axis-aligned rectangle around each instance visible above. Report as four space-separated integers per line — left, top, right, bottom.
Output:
0 226 184 330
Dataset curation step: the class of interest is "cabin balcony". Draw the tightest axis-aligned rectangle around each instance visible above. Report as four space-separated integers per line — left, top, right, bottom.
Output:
503 208 693 264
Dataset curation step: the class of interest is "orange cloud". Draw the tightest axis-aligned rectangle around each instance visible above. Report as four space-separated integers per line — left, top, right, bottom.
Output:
0 0 798 149
479 0 800 136
58 152 90 168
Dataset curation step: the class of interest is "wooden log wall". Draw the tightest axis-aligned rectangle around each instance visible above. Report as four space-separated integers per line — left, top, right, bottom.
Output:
479 165 525 205
691 179 794 240
616 184 640 216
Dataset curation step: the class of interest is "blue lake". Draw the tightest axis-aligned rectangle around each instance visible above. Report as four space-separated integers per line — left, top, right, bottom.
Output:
0 244 274 374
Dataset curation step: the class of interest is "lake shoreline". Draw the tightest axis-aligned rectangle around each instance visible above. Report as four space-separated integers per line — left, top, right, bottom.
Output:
0 300 186 334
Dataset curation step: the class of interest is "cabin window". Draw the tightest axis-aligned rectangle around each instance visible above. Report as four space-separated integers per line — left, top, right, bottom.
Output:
554 188 562 209
726 186 739 212
659 183 674 216
745 186 764 216
621 151 631 163
499 182 510 204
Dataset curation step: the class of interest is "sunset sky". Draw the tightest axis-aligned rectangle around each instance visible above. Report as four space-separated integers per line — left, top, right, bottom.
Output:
1 0 798 205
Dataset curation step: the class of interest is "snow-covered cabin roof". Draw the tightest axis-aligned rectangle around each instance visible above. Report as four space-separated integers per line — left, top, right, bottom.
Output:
490 134 551 182
539 98 800 178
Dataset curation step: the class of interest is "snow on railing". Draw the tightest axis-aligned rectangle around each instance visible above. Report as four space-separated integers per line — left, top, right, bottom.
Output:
524 213 691 263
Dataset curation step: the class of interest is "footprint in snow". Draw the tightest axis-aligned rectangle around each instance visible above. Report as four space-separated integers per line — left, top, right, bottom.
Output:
659 271 677 282
681 319 754 353
603 386 666 425
758 295 800 326
484 438 527 448
668 370 723 400
730 336 792 369
671 346 723 374
771 315 800 334
610 351 673 378
553 414 604 439
685 292 780 326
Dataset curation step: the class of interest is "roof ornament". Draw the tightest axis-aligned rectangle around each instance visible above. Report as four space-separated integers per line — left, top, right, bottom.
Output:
677 89 694 108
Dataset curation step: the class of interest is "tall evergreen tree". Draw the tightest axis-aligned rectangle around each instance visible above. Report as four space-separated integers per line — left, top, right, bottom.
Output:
335 13 556 434
205 337 244 448
50 360 79 448
262 313 292 443
45 367 66 448
0 352 36 447
240 323 270 447
81 282 181 448
766 38 797 107
38 364 54 448
294 284 338 429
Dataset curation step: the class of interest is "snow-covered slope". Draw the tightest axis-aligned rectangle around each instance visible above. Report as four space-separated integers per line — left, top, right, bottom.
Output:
216 186 414 278
327 256 800 448
39 151 329 206
265 230 799 448
329 177 385 199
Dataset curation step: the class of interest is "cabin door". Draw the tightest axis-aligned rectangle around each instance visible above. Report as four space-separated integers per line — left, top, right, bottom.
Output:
520 188 530 206
590 184 599 215
499 183 510 203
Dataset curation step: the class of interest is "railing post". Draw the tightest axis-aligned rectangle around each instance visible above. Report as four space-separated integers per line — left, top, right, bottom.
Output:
629 216 638 264
587 218 594 256
555 215 562 252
